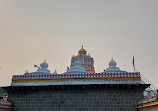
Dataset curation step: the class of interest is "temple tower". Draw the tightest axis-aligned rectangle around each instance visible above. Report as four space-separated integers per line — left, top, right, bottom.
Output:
70 46 95 73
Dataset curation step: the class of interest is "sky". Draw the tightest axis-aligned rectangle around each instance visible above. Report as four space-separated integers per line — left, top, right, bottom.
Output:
0 0 158 87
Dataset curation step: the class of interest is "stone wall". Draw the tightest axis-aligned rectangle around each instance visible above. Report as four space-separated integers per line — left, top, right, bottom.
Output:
3 84 149 111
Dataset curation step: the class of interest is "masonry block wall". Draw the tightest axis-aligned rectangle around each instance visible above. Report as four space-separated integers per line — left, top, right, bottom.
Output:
3 84 149 111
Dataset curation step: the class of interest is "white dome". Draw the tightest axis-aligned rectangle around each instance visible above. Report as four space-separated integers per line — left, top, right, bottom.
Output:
40 61 48 69
36 60 50 73
25 60 51 75
103 58 126 73
109 59 116 67
66 60 87 74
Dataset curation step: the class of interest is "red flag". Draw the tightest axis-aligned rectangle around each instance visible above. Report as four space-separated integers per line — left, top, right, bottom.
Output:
133 56 135 67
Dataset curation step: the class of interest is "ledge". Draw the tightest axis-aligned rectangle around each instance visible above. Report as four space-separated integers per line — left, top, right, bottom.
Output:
2 84 150 93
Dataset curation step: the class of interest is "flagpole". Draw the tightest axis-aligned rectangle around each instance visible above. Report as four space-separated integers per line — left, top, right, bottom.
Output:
133 56 135 72
132 56 158 92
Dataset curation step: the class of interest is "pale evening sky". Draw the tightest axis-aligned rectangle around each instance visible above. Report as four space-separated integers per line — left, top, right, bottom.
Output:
0 0 158 87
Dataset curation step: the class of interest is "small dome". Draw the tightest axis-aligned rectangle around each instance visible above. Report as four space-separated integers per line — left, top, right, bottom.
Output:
40 61 48 69
66 60 87 74
78 45 87 55
108 58 116 67
103 58 126 73
25 60 51 75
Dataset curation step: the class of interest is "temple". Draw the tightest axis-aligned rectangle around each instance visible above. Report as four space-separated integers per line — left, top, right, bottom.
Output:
2 46 150 111
70 46 95 73
11 58 141 86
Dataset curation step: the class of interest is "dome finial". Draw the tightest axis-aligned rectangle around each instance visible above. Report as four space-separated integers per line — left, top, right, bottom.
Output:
78 45 87 55
111 57 113 60
44 59 46 62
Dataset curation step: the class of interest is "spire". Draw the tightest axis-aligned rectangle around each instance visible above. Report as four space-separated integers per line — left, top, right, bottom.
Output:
82 45 83 49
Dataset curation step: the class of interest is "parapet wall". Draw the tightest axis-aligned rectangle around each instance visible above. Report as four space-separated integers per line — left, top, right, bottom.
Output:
11 72 141 86
3 84 149 111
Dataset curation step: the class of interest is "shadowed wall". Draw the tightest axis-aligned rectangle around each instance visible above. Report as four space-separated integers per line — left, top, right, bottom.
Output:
3 84 149 111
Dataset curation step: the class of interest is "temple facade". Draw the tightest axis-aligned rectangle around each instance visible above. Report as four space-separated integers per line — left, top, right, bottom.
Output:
2 46 150 111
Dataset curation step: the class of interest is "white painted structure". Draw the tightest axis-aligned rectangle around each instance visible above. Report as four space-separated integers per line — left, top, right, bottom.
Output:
11 59 142 86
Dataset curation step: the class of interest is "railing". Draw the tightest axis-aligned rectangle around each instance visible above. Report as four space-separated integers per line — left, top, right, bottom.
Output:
12 72 140 80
